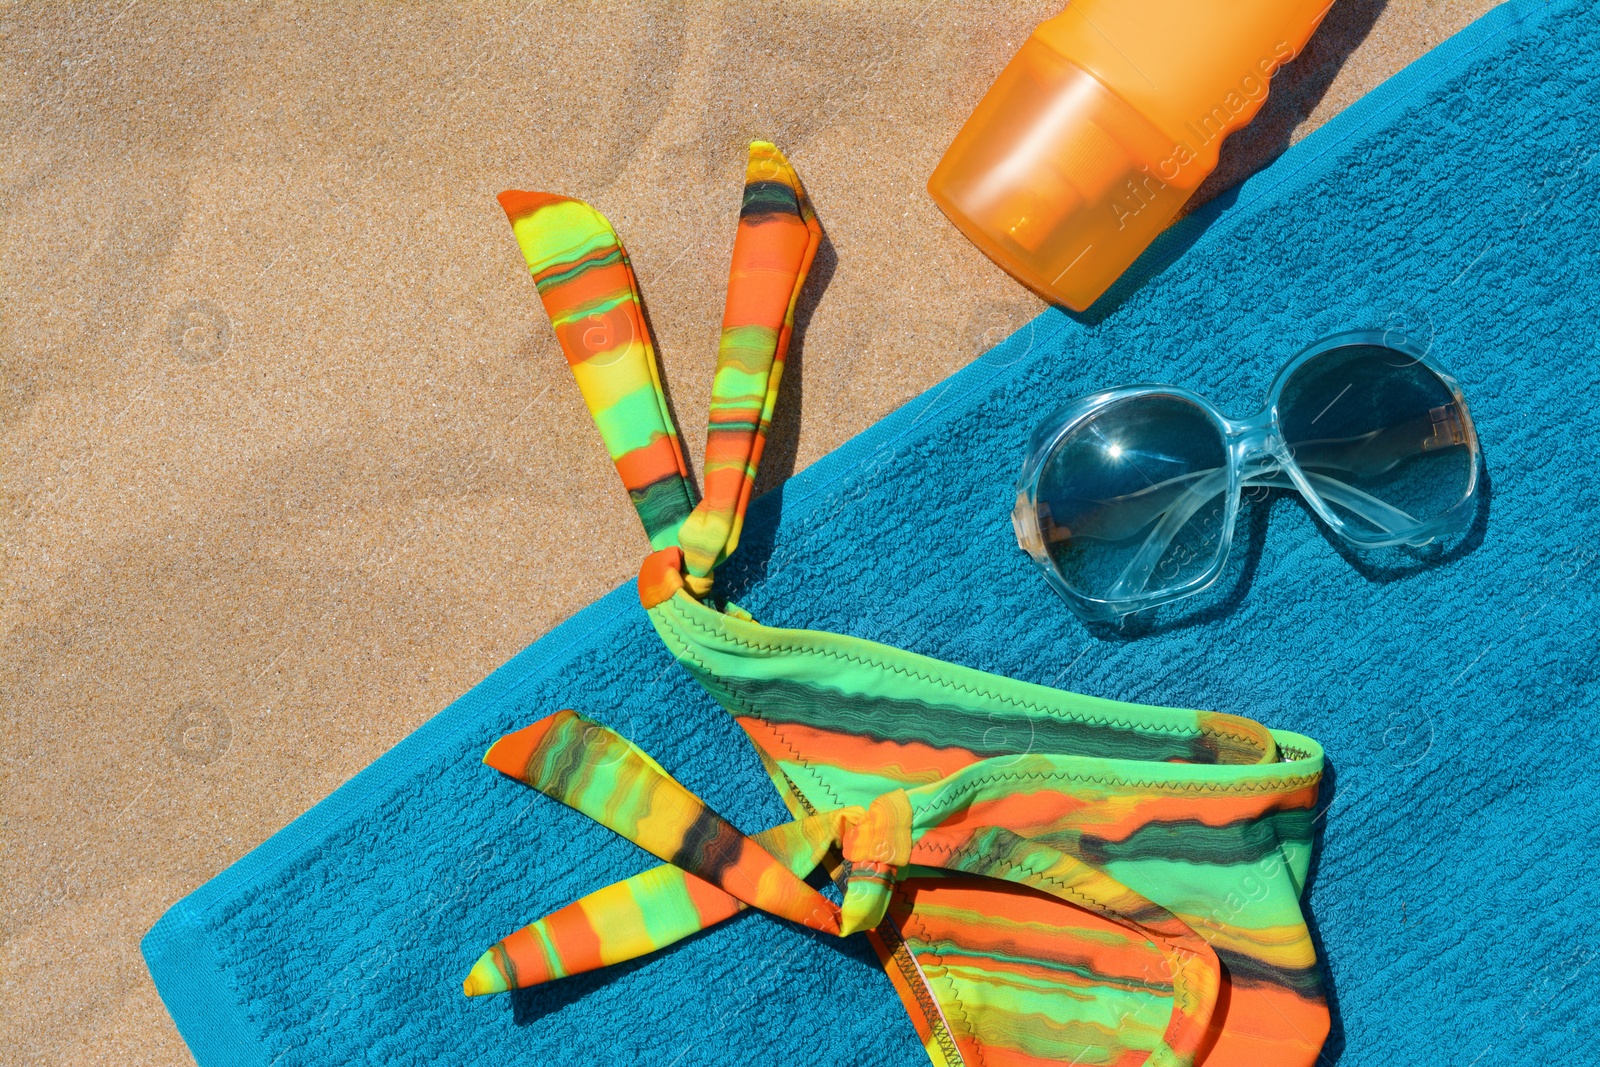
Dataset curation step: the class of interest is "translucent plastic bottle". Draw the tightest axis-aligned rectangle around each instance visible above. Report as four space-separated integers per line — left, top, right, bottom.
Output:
928 0 1335 311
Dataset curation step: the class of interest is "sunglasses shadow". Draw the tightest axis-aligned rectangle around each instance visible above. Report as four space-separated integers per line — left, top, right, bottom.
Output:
1085 467 1492 641
1321 465 1493 584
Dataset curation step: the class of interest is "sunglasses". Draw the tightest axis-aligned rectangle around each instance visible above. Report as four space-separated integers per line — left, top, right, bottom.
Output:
1012 330 1481 622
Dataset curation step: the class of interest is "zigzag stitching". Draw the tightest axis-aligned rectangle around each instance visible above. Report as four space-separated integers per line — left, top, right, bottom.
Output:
666 603 1270 752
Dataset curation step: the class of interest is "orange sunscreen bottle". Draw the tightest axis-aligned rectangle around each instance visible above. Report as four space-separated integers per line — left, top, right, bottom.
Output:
929 0 1336 311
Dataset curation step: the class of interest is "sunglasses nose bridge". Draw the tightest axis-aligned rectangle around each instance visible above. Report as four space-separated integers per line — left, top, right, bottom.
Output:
1227 417 1290 482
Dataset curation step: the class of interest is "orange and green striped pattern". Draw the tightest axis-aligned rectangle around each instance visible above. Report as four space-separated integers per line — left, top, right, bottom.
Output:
484 142 1332 1067
675 144 821 597
498 190 695 550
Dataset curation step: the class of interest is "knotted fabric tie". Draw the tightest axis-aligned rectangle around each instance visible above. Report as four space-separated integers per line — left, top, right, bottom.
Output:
466 710 915 999
463 710 1225 1067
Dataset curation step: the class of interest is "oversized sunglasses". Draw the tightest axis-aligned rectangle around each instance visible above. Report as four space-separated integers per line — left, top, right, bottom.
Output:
1013 330 1481 622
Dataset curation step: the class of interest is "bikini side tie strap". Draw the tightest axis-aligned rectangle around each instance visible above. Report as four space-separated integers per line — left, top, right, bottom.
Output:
500 141 818 596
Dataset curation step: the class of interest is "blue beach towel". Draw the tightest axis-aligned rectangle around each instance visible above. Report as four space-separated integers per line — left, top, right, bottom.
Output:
144 1 1600 1063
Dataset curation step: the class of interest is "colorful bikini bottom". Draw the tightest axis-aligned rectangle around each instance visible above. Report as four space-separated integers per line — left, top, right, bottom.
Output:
466 141 1331 1067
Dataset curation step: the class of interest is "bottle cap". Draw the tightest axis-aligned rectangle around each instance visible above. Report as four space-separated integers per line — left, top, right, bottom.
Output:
929 38 1195 311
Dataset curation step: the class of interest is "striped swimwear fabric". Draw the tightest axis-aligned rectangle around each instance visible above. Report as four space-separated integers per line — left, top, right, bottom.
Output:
475 142 1331 1067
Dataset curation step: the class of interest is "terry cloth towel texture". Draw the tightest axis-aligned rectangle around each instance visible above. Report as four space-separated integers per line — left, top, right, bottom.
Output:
143 1 1599 1064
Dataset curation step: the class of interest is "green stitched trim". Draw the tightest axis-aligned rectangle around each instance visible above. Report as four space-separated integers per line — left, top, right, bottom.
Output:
661 595 1271 752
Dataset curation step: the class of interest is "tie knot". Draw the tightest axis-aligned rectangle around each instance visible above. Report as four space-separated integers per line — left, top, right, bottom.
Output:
838 789 913 935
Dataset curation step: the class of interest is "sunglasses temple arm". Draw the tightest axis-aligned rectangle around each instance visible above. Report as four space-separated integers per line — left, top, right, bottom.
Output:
1106 469 1428 603
1104 468 1230 601
1284 470 1426 535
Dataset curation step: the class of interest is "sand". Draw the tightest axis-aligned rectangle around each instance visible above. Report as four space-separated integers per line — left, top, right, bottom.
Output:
0 1 1498 1062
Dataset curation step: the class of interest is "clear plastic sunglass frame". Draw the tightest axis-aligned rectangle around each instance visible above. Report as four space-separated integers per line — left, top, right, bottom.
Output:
1012 330 1482 622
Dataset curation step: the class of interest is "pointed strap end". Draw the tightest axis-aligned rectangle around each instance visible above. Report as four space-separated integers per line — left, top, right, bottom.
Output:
483 710 575 780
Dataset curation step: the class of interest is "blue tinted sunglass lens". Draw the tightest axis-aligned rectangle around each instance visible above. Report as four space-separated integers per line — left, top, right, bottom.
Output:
1035 395 1230 603
1277 345 1474 539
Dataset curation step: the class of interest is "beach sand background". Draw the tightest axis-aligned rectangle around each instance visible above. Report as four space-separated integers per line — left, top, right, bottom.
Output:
1 1 1497 1063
